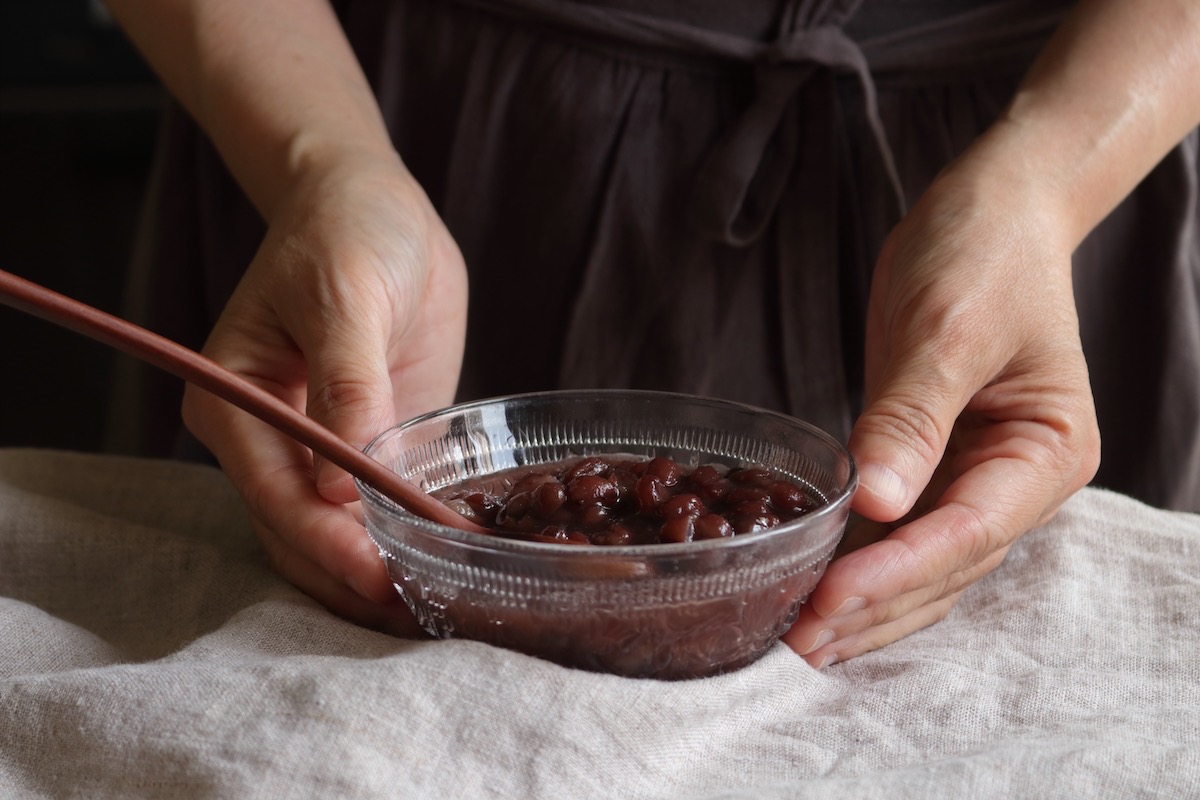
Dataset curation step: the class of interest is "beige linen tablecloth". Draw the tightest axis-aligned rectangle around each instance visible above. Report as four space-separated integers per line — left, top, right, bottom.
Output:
1 448 1197 799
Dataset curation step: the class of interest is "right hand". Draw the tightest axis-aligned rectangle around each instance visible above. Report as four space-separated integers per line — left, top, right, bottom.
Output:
182 154 468 634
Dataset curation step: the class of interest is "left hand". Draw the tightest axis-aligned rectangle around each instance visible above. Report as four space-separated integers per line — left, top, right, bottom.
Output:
782 147 1101 668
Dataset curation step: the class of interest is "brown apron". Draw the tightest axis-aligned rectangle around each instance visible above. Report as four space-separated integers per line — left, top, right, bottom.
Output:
120 0 1200 512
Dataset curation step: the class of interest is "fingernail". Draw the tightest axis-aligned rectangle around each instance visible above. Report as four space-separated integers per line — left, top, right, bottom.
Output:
346 574 368 600
815 652 839 670
829 595 866 618
800 628 835 656
859 462 910 510
347 574 387 605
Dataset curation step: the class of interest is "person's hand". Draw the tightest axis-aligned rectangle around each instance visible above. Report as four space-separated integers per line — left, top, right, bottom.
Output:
181 155 468 634
782 147 1101 667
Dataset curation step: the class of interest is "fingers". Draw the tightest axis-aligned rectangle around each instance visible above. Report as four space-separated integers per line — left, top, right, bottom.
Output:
279 207 466 507
790 591 966 669
782 420 1090 668
175 162 469 642
184 385 407 619
782 507 1012 669
253 516 422 638
302 317 399 504
850 283 1010 523
850 392 955 523
781 151 1102 668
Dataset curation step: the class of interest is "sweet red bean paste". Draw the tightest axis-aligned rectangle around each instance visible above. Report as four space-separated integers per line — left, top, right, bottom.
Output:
432 455 821 545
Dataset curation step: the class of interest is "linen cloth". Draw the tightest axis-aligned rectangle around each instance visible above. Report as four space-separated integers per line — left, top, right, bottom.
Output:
0 447 1196 799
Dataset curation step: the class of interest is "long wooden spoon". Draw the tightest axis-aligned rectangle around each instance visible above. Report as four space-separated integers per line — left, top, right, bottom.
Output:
0 268 485 533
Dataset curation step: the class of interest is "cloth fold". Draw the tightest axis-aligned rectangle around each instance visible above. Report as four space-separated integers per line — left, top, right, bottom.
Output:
1 448 1198 798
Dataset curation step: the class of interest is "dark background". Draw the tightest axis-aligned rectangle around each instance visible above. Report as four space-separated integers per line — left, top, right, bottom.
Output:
1 1 163 451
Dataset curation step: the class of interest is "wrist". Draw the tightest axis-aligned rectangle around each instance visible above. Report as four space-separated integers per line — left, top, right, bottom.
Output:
921 125 1080 270
963 0 1200 252
274 128 406 220
951 116 1090 255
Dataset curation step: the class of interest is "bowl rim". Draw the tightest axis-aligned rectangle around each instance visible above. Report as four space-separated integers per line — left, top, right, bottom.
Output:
355 389 858 558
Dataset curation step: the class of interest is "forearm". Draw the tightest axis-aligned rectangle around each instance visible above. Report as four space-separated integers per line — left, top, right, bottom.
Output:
106 0 397 220
969 0 1200 249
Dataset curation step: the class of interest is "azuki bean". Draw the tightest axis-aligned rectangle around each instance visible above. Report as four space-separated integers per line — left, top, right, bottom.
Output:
729 466 773 485
732 511 781 535
686 465 728 504
533 480 567 517
694 513 734 540
593 525 634 547
660 515 696 544
770 481 814 516
646 456 682 486
563 456 608 483
512 472 557 495
725 486 770 506
734 498 773 519
660 493 703 519
636 474 669 513
431 454 820 546
568 475 619 507
496 491 532 525
580 504 610 528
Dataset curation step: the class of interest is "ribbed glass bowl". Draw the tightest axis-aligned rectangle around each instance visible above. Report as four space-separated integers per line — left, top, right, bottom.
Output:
356 390 857 680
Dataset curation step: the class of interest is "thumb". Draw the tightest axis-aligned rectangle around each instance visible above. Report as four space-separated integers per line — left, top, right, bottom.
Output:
304 329 398 505
848 362 971 523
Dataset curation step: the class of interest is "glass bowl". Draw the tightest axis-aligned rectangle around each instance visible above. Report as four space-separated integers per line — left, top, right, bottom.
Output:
356 390 857 680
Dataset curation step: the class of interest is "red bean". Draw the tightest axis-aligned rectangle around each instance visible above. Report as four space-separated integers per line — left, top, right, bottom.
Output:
532 480 567 517
687 465 728 504
511 472 557 495
432 455 821 546
580 504 610 528
593 525 634 546
660 515 696 544
496 490 532 525
568 475 619 507
688 464 723 487
726 486 770 506
660 493 703 519
532 525 592 545
734 499 773 520
732 512 780 535
646 456 682 486
463 491 499 514
563 457 608 483
769 481 812 516
695 514 734 540
729 466 772 485
636 474 669 513
609 468 638 504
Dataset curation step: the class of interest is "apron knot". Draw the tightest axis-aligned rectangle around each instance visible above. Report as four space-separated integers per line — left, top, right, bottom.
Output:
689 24 906 246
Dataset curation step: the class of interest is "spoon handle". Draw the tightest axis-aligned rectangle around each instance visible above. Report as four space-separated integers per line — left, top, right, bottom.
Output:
0 268 483 532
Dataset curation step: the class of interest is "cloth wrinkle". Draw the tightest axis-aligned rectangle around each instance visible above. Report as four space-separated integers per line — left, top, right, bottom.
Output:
774 67 852 437
557 68 652 388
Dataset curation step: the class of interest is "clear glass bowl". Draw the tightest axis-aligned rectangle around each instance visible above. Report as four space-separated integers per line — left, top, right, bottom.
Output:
356 390 857 680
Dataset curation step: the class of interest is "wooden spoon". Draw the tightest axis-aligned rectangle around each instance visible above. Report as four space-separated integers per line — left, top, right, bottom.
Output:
0 268 485 533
